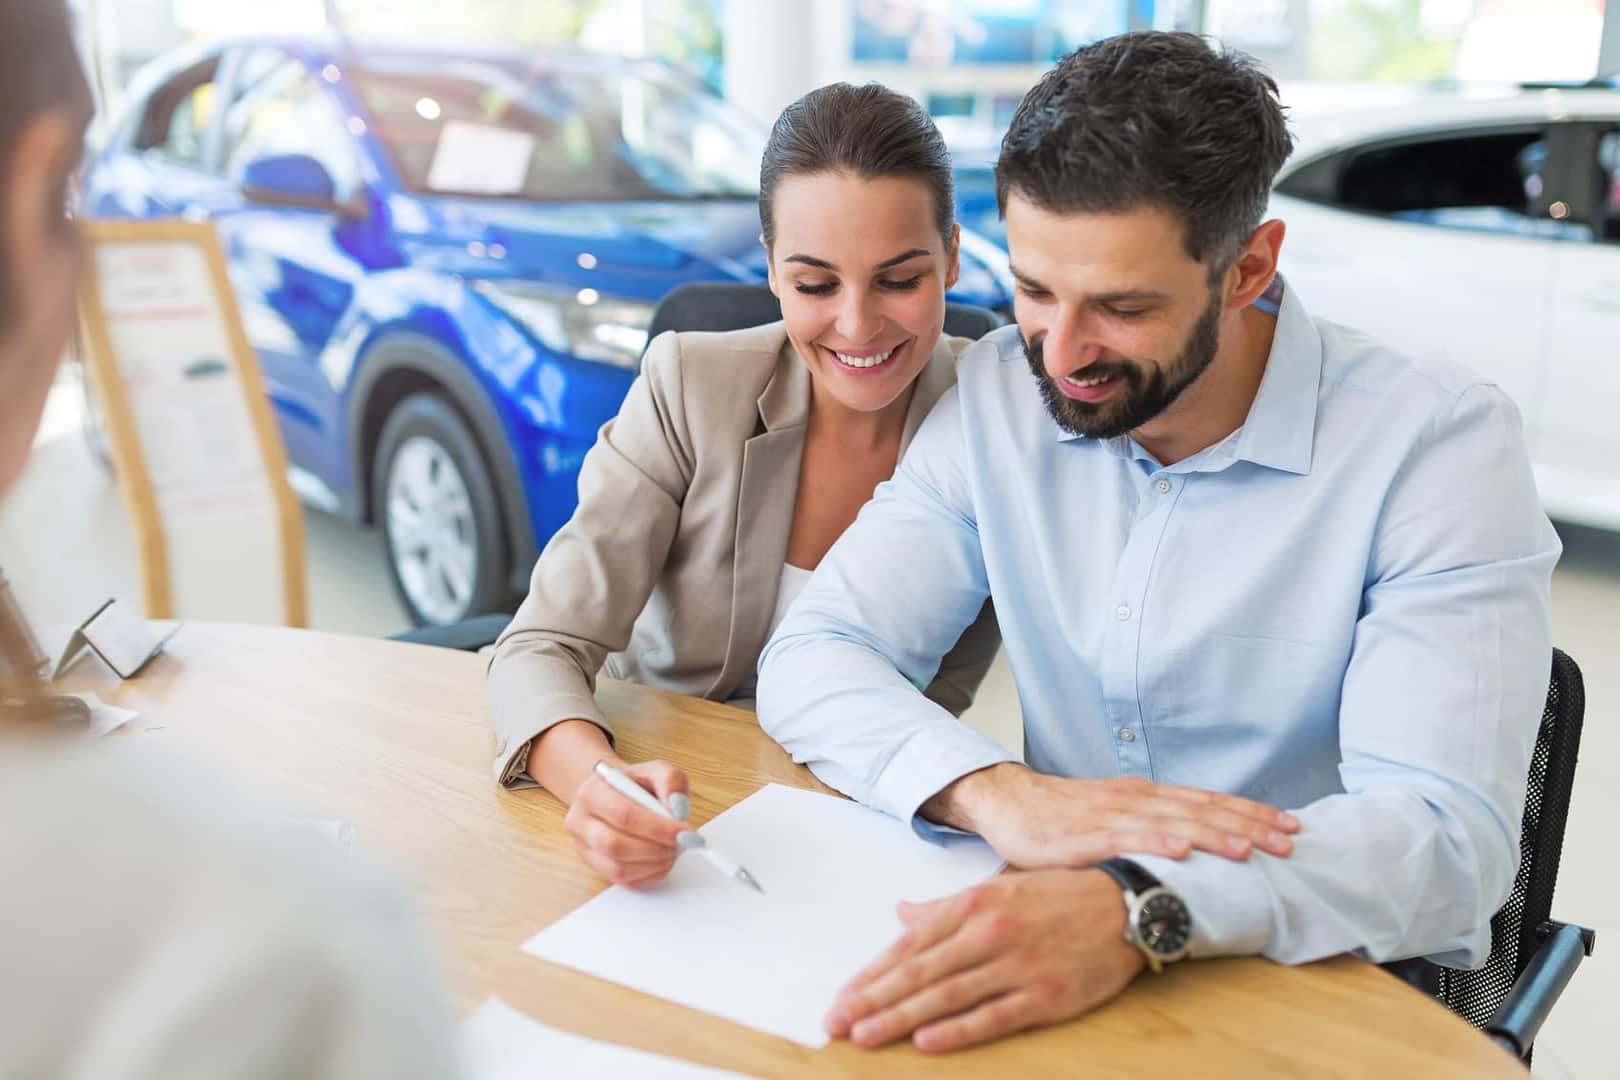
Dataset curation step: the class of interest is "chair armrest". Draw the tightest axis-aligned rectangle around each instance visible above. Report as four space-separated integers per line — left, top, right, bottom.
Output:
388 612 513 652
1484 920 1597 1058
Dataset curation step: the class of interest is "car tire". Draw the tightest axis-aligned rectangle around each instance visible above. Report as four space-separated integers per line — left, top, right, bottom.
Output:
374 392 509 628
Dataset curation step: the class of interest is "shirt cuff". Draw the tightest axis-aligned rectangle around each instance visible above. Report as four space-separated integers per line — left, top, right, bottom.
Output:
873 726 1017 844
1130 851 1275 958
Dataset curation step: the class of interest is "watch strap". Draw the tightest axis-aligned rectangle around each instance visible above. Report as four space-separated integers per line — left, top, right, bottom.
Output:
1096 857 1161 897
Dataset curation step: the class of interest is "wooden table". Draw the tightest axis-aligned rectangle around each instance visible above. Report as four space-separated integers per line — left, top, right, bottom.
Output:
60 623 1525 1079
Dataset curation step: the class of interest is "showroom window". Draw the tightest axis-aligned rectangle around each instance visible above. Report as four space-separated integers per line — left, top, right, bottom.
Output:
135 60 222 170
349 57 760 201
1593 129 1620 244
218 52 362 199
1280 127 1578 238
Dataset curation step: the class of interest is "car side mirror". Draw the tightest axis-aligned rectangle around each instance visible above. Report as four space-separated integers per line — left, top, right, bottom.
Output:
241 153 367 219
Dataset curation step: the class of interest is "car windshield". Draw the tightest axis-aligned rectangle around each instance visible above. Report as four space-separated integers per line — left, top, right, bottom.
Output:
350 55 764 202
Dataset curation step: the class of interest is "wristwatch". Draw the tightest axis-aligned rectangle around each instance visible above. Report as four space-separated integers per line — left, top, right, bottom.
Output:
1095 858 1193 973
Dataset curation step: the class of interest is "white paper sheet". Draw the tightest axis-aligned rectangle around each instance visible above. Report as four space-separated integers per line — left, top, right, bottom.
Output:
63 691 139 738
460 997 755 1080
522 783 1005 1048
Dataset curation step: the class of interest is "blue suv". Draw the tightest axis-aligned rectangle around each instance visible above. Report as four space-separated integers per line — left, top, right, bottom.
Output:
80 38 1015 625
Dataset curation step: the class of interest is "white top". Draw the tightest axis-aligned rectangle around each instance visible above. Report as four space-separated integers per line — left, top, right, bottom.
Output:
0 738 460 1080
728 562 814 707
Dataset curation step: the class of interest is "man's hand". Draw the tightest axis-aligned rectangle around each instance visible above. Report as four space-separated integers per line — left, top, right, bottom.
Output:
923 764 1299 867
825 869 1144 1053
563 758 691 888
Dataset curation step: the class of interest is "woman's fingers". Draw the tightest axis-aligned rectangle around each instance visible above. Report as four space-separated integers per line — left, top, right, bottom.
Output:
628 760 691 816
574 773 688 847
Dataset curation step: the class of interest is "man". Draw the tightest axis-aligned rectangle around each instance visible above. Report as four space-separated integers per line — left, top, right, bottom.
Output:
0 3 460 1075
758 32 1558 1054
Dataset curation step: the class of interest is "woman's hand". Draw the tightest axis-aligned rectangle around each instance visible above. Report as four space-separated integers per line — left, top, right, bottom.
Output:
564 758 692 888
529 717 694 888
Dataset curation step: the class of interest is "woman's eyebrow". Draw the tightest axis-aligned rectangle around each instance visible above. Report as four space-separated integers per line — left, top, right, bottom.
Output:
782 248 932 272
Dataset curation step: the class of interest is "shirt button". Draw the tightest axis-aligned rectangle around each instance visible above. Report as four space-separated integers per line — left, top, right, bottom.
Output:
1119 727 1136 742
1114 604 1132 621
1154 478 1172 495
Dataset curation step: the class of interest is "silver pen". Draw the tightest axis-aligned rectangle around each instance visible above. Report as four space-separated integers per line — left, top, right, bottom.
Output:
592 761 764 894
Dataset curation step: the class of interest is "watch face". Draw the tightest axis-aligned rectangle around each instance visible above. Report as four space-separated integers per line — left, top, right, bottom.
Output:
1136 892 1192 957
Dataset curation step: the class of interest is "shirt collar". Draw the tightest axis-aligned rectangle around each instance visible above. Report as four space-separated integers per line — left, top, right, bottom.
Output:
1229 278 1320 476
1049 277 1321 477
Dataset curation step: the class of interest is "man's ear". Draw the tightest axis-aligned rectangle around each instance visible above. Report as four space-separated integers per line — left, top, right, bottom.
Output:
1222 218 1286 311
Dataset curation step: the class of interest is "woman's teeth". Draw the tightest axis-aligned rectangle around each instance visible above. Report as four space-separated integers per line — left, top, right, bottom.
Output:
834 347 894 369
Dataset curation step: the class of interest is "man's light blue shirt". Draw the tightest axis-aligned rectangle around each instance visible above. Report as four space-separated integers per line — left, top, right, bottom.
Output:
757 282 1559 967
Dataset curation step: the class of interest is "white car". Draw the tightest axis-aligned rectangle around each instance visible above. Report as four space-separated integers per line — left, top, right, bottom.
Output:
1270 84 1620 531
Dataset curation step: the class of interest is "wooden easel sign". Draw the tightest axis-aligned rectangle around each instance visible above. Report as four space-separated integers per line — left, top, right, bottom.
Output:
77 219 307 627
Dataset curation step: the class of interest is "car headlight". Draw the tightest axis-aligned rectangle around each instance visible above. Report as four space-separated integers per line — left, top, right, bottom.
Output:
474 281 654 371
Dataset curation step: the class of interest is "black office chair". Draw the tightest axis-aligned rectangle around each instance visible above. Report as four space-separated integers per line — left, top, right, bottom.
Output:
645 281 1005 344
393 283 1004 650
1388 648 1596 1062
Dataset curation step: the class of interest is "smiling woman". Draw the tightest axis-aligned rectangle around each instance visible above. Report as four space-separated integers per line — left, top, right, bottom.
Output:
485 80 1001 891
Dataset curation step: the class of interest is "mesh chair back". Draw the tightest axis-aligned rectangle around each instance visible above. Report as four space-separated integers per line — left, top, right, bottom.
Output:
1434 648 1585 1027
644 282 1003 348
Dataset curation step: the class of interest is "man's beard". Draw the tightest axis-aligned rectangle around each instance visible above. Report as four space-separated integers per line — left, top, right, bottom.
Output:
1023 291 1223 440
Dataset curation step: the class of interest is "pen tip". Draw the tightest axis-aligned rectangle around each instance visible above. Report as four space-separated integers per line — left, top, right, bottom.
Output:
739 869 765 894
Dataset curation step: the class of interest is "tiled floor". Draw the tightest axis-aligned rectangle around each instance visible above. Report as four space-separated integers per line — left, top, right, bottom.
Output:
3 374 1614 1076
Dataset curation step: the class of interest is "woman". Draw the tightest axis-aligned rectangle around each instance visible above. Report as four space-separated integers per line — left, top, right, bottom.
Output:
486 82 999 887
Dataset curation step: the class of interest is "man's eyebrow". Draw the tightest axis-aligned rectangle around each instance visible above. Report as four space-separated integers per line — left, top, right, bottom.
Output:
1009 264 1044 290
1008 268 1169 305
1089 289 1170 304
783 248 933 272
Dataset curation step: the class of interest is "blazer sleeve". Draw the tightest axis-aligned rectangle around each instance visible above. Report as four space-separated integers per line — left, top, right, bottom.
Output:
484 331 695 788
921 599 1000 718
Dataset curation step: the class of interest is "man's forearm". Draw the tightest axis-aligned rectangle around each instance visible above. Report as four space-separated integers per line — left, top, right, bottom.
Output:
919 762 1031 832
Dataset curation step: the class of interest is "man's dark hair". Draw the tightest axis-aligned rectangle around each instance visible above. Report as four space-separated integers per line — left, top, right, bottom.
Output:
996 32 1293 269
760 82 954 248
0 0 93 322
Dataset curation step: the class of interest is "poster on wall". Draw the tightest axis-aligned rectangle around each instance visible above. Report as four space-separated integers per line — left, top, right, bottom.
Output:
77 219 308 627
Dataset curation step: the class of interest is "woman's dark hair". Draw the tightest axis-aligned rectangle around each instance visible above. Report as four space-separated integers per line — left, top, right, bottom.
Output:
0 0 93 324
996 32 1293 271
759 82 954 249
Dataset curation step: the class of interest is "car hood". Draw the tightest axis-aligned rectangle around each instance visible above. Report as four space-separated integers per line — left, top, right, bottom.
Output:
394 193 1011 311
397 194 768 299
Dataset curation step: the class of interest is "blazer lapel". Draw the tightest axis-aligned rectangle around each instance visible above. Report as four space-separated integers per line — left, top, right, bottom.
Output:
708 342 809 698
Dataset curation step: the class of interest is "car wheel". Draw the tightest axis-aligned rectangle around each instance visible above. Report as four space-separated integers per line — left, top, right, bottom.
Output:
374 392 509 627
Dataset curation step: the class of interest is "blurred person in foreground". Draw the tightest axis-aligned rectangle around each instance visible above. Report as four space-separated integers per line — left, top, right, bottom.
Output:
0 2 460 1076
759 32 1558 1052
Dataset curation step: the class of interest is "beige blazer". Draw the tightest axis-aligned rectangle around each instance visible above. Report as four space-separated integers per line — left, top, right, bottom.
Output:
486 321 1001 786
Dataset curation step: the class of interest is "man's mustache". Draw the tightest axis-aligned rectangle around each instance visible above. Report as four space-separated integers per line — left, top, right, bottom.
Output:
1021 334 1141 386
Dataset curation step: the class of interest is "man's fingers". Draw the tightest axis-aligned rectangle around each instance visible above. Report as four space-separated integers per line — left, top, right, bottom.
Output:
848 956 1021 1049
827 889 981 1035
1125 799 1294 857
897 895 954 927
575 776 686 846
912 989 1052 1054
1151 784 1300 831
835 898 1014 1039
